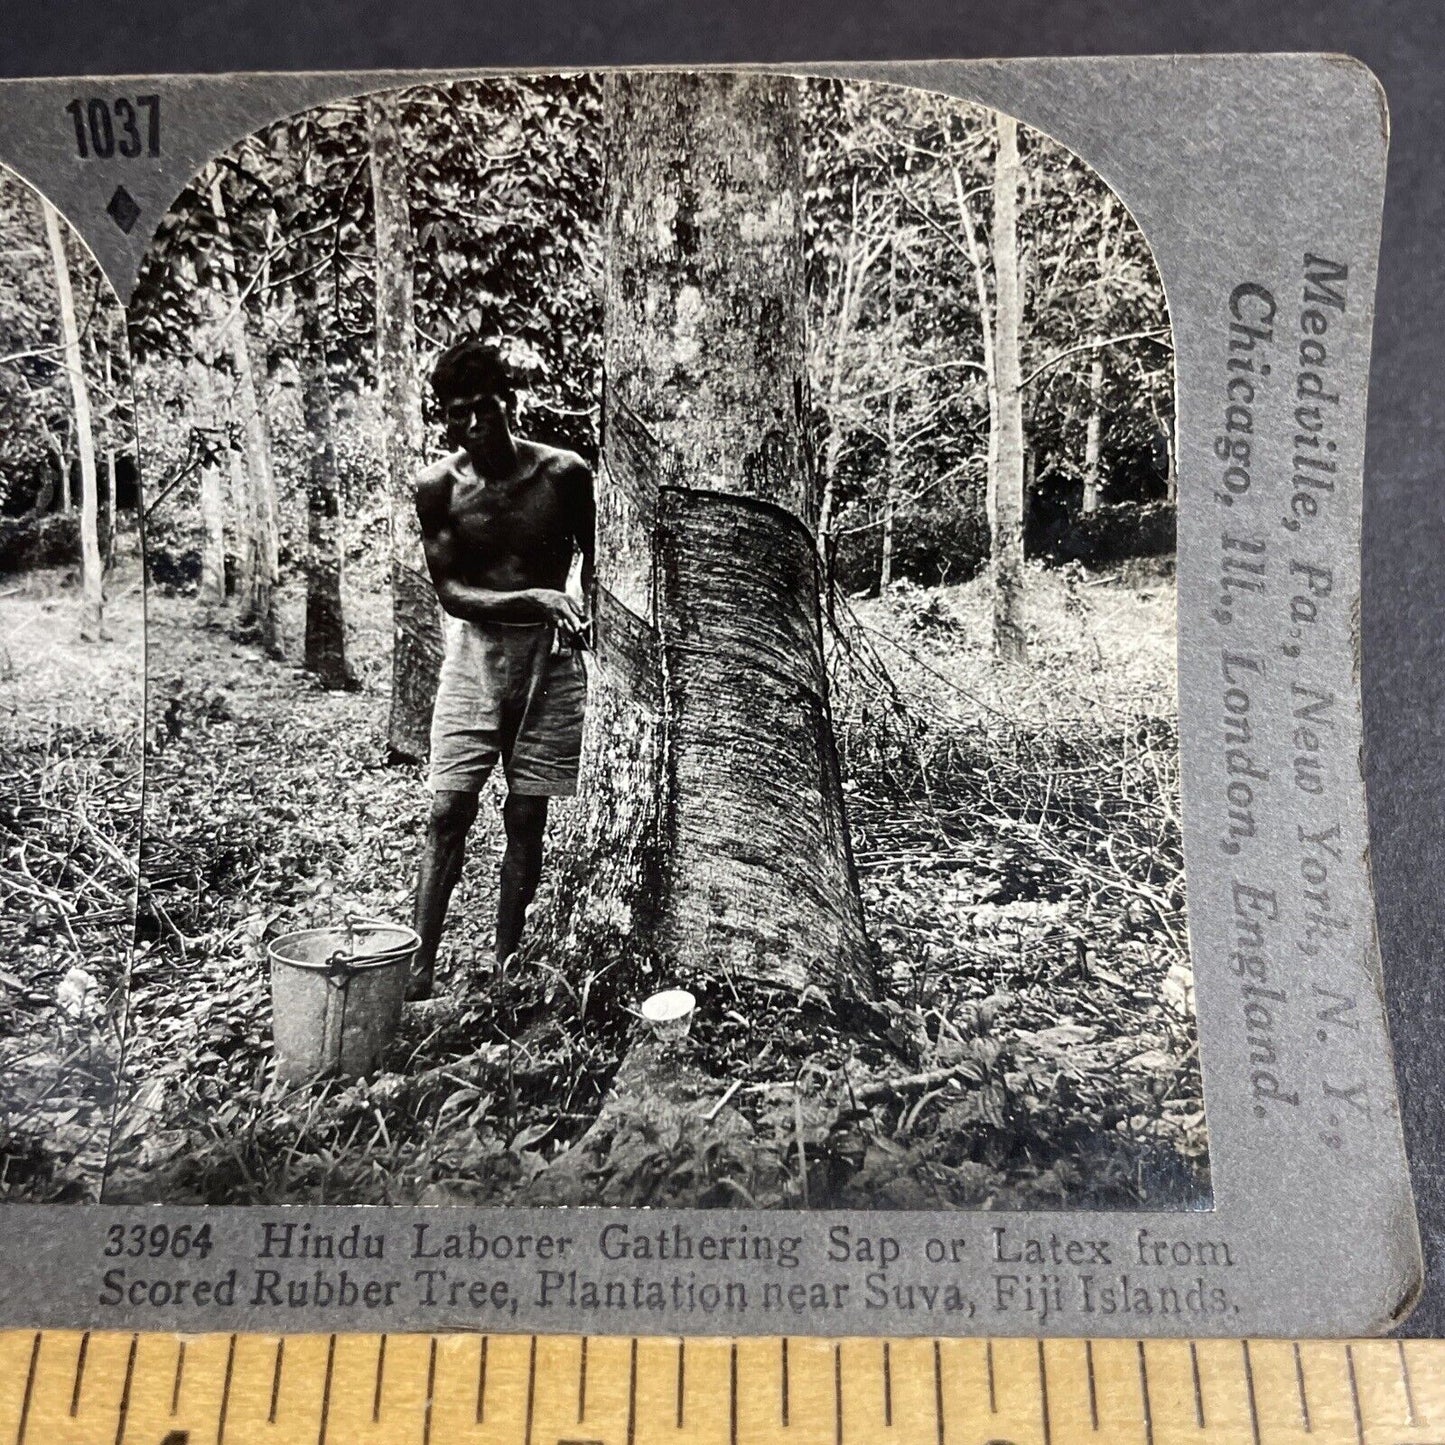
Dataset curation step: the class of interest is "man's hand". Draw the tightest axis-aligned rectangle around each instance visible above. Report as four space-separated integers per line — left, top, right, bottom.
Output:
528 588 587 636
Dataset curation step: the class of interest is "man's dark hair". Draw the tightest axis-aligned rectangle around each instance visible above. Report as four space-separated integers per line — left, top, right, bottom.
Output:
430 339 515 405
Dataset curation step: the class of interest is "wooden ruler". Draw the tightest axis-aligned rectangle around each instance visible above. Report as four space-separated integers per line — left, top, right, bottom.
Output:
1 1332 1442 1445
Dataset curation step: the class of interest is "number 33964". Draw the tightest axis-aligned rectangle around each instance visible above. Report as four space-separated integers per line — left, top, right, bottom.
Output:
65 96 160 159
104 1223 213 1259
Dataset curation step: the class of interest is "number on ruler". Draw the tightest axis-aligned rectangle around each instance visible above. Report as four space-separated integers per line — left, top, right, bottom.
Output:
64 97 160 159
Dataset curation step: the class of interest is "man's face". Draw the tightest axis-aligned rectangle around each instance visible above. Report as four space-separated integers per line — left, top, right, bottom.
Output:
443 390 512 462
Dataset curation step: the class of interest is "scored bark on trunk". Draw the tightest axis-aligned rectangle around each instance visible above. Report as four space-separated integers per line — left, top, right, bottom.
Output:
368 92 442 762
540 71 873 1001
989 113 1028 663
42 200 103 641
657 489 869 990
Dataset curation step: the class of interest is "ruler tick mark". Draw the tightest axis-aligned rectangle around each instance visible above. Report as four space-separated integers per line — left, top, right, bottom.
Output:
1294 1341 1311 1432
316 1335 336 1445
884 1342 893 1427
524 1336 537 1445
373 1336 387 1423
1137 1341 1155 1445
172 1341 186 1417
216 1334 236 1445
1190 1341 1205 1429
1085 1340 1098 1432
475 1336 488 1424
782 1338 790 1427
676 1339 685 1429
933 1340 944 1445
16 1333 40 1445
1345 1343 1364 1445
987 1340 997 1413
113 1335 138 1445
268 1340 283 1424
627 1338 638 1445
1038 1340 1052 1445
1401 1338 1419 1426
71 1330 91 1416
578 1337 588 1422
422 1338 436 1445
1242 1340 1261 1445
834 1343 843 1445
730 1342 738 1445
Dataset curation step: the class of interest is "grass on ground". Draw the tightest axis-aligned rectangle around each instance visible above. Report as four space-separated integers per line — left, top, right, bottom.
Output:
0 558 143 1201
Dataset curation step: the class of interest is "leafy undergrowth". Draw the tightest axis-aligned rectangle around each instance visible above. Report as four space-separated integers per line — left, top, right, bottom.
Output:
515 561 1204 1211
110 563 1207 1210
0 563 143 1201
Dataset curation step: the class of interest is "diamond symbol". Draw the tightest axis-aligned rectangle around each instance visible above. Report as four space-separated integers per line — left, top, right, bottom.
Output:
106 185 141 235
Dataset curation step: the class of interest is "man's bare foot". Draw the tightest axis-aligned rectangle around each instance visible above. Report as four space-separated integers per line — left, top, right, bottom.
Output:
405 966 434 1003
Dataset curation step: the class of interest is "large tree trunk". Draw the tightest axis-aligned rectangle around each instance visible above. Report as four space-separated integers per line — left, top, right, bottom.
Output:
989 114 1027 663
293 209 356 693
880 233 899 592
540 71 873 1002
102 347 118 570
368 93 442 762
207 174 281 651
1082 352 1104 514
104 450 117 567
229 442 255 602
191 359 227 607
42 201 103 641
816 180 884 565
1081 199 1114 517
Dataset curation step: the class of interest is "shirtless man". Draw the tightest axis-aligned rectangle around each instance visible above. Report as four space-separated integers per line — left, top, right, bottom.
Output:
408 339 594 1001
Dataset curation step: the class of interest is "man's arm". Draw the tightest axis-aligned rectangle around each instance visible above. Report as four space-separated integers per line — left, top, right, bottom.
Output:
566 457 597 612
415 472 584 630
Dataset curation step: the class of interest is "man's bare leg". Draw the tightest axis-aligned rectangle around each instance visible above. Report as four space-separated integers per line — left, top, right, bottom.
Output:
410 789 479 1001
497 793 549 968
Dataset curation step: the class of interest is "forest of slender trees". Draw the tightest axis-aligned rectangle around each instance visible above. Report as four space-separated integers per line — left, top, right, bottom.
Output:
0 172 131 633
131 74 1174 720
39 201 104 639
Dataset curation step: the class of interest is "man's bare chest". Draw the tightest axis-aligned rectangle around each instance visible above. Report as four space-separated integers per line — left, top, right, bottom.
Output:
447 472 567 556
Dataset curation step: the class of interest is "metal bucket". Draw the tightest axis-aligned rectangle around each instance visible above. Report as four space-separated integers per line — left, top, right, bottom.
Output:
267 920 420 1084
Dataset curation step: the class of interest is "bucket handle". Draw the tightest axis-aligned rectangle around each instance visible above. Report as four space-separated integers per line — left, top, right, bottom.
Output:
323 948 357 988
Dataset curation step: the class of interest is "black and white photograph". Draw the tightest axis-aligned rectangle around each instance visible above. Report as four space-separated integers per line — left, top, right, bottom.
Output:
0 163 141 1201
104 69 1204 1212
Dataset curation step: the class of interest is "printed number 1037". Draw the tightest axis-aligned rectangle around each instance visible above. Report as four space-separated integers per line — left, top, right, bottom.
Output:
66 97 160 159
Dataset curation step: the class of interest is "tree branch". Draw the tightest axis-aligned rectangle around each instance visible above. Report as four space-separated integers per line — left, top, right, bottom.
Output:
1018 328 1171 390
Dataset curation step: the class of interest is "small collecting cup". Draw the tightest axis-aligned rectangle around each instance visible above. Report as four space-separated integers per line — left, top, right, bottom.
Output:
640 988 697 1043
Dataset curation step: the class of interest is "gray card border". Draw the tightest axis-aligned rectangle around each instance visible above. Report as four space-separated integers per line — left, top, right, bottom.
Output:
0 55 1419 1337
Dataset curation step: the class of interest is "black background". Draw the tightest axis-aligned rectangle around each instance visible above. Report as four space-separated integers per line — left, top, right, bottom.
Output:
4 0 1443 1333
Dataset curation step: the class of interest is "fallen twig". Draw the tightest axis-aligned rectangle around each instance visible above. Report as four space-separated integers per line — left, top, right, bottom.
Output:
704 1078 743 1122
855 1060 973 1105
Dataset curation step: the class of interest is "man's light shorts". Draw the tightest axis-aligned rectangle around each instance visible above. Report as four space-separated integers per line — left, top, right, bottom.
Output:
428 618 587 797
